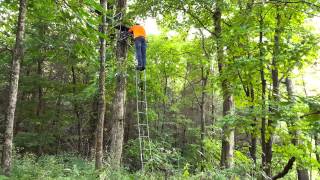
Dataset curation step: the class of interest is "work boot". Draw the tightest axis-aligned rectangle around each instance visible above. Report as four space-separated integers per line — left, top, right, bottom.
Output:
136 66 142 71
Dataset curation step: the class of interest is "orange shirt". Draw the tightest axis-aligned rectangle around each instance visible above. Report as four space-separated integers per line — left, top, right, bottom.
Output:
128 25 146 39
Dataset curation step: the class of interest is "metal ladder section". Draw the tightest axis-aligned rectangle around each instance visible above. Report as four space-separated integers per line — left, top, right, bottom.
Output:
135 70 152 170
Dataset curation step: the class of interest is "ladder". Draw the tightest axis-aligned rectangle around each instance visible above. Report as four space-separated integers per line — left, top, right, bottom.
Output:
135 69 152 170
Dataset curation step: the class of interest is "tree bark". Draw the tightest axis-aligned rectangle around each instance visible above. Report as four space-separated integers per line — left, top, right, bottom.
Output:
214 0 235 169
238 73 257 164
285 77 310 180
272 157 295 180
264 8 281 177
249 84 257 164
200 66 208 170
90 98 98 159
1 0 27 176
95 0 107 170
315 134 320 172
36 57 44 155
71 66 82 155
36 59 43 117
297 169 309 180
161 73 168 134
237 3 257 164
259 12 268 177
109 0 128 169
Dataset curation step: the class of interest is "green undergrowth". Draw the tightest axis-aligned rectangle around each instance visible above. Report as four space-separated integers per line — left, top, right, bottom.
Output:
0 154 234 180
0 153 303 180
1 154 96 180
0 153 177 180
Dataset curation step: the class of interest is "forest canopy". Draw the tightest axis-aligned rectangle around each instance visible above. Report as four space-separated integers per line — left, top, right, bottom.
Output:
0 0 320 179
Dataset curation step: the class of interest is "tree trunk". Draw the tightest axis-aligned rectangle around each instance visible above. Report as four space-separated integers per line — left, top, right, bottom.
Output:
36 57 44 155
214 0 235 168
249 84 257 164
1 0 27 176
109 0 128 169
315 134 320 172
285 77 310 179
89 98 98 159
258 11 269 179
2 0 27 175
54 95 62 154
211 89 216 124
161 73 168 134
200 66 207 170
266 8 281 177
71 66 82 155
238 73 257 164
297 169 309 180
36 59 43 117
95 0 107 170
272 157 295 180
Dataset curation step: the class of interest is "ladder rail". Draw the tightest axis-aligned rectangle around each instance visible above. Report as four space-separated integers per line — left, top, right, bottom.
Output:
135 69 152 170
143 70 152 160
135 70 144 170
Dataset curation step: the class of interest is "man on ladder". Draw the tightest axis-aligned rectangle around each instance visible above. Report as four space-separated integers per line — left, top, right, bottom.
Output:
128 23 151 169
128 23 147 71
115 18 151 169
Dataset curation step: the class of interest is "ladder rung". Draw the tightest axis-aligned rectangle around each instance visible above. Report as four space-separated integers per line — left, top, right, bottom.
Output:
136 70 152 169
143 157 152 160
138 130 149 135
140 138 149 141
138 123 148 126
139 135 149 138
139 132 149 136
141 141 151 145
141 148 151 152
135 124 149 127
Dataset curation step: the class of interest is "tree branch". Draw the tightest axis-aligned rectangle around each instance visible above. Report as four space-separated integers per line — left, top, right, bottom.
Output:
0 46 12 54
162 3 216 36
273 0 320 9
182 6 216 36
255 0 320 10
300 111 320 118
237 70 250 97
199 29 211 60
272 157 296 180
278 60 299 83
176 73 202 108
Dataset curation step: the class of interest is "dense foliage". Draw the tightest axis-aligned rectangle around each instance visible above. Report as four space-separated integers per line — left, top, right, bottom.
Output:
0 0 320 179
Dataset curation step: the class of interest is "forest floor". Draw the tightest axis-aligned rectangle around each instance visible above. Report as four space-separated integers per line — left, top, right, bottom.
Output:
1 153 312 180
0 153 180 180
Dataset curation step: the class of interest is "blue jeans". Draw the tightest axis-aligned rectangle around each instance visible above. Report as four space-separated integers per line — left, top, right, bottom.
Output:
134 37 146 68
